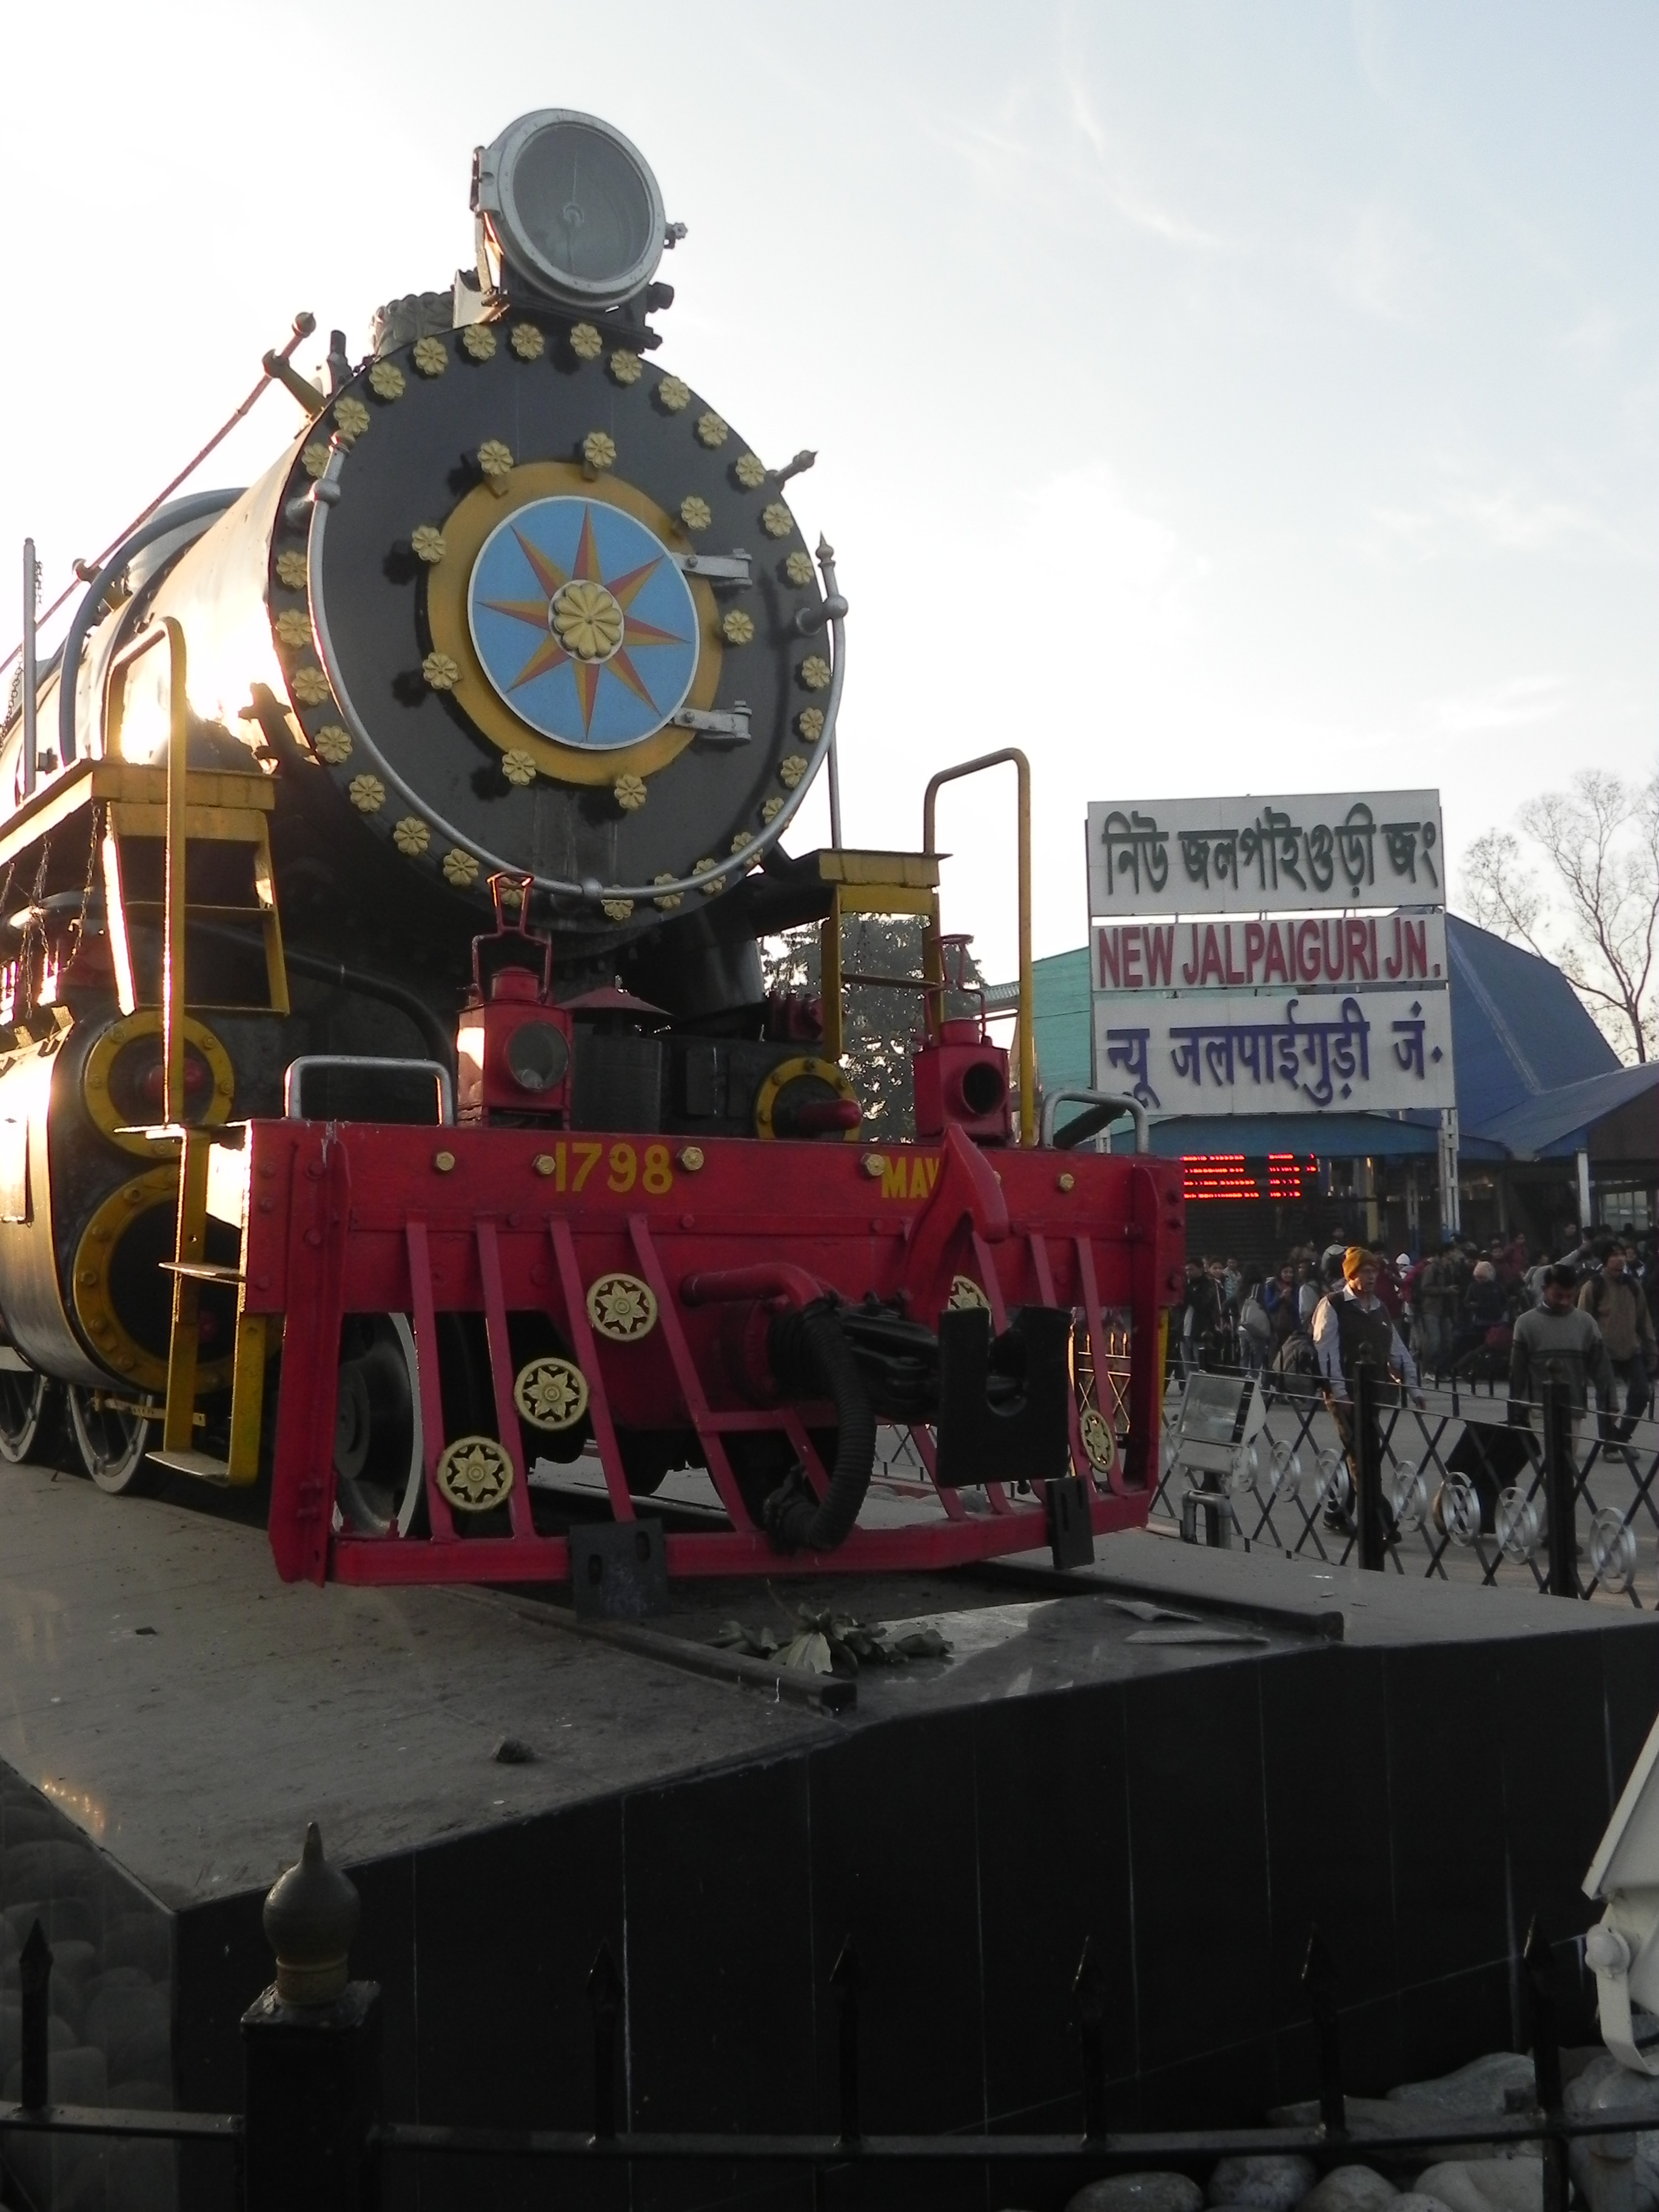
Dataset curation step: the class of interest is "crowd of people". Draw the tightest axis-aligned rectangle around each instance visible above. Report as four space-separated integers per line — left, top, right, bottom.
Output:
1175 1224 1658 1432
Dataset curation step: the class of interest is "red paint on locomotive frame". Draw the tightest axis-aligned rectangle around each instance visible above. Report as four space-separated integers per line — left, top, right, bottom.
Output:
244 1119 1184 1588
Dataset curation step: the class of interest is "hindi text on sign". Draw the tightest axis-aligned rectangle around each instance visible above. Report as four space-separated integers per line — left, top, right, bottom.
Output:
1090 988 1456 1118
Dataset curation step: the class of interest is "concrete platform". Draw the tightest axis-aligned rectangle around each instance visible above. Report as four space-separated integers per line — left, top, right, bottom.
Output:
0 1458 1655 2212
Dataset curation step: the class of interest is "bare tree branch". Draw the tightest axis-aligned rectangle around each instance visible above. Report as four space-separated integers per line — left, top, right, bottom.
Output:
1498 766 1659 1062
1459 830 1548 956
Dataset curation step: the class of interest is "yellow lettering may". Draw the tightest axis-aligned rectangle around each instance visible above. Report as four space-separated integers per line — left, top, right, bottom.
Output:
882 1158 910 1199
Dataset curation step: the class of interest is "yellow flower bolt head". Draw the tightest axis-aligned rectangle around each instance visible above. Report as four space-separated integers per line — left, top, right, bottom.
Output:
800 655 831 691
436 1435 513 1512
761 795 783 823
275 608 312 648
785 550 815 587
609 349 643 385
569 323 603 360
581 429 617 473
797 707 826 741
760 502 793 538
275 549 309 589
478 439 514 491
393 817 430 855
514 1356 589 1431
602 898 634 921
423 651 461 691
333 397 370 443
301 443 330 479
658 375 691 412
313 725 352 764
614 773 648 812
412 337 447 377
721 609 755 646
730 831 753 854
411 525 446 565
679 495 712 532
461 324 497 361
552 578 624 660
443 848 480 886
736 453 768 489
586 1273 658 1341
653 873 683 910
348 774 386 813
369 360 406 400
695 411 729 448
292 666 332 706
779 754 808 788
502 749 537 787
511 322 545 360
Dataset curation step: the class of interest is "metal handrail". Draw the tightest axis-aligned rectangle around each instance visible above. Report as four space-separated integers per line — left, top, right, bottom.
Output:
1041 1087 1150 1154
283 1055 455 1125
922 749 1033 1145
57 491 239 767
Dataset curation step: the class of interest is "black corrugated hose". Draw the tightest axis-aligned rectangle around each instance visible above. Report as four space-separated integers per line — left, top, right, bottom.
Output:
761 1298 877 1553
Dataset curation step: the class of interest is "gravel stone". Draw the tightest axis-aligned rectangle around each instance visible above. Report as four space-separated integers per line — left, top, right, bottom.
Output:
1298 2166 1399 2212
1565 2051 1659 2212
1412 2163 1541 2212
1207 2154 1318 2210
1067 2174 1206 2212
1387 2056 1538 2120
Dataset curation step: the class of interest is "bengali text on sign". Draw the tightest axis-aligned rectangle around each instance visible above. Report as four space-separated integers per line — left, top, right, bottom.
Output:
1085 791 1445 918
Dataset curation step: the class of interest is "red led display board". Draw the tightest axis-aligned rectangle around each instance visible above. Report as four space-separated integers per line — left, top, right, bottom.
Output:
1182 1154 1318 1201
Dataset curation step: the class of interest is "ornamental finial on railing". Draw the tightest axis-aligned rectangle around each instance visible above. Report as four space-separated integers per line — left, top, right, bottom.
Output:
262 1822 360 2007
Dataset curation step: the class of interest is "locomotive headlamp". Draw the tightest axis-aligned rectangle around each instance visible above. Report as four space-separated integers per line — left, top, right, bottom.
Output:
474 110 668 311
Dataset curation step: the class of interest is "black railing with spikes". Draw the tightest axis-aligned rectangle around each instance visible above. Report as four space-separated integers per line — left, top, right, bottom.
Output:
0 1888 1621 2212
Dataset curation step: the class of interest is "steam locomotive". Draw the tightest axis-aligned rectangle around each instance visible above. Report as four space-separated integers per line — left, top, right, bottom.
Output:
0 108 1181 1587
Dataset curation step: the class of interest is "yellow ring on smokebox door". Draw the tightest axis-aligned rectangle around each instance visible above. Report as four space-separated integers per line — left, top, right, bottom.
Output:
72 1168 236 1396
81 1010 235 1160
424 461 726 789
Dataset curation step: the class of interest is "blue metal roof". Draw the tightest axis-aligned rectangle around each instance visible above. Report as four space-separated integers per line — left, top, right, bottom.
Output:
1475 1064 1657 1160
1142 1113 1437 1158
1444 914 1618 1127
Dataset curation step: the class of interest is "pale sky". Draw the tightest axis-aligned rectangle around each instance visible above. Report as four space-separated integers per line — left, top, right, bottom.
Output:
2 1 1653 981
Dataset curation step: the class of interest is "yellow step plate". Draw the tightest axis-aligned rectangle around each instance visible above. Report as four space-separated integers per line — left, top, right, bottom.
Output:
147 1449 232 1485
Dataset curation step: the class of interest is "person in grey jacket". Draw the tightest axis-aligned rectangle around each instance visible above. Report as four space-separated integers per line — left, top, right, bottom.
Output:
1580 1244 1656 1438
1509 1265 1618 1419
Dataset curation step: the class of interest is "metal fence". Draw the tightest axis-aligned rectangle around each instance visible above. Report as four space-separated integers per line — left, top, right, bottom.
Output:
0 1899 1638 2212
862 1319 1657 1607
1145 1350 1659 1607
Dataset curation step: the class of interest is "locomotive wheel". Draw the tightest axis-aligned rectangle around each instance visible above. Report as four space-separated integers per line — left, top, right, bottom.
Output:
67 1388 154 1496
332 1315 425 1538
0 1366 61 1466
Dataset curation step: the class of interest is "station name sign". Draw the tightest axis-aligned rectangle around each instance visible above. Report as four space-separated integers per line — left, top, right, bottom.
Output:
1095 909 1447 992
1092 988 1456 1117
1086 791 1444 917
